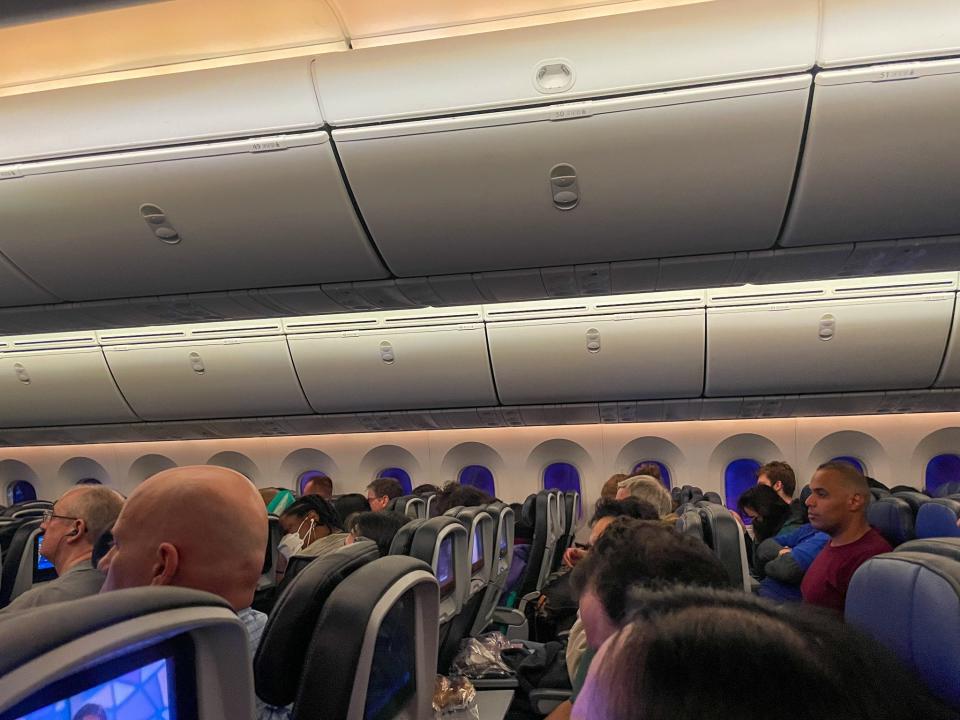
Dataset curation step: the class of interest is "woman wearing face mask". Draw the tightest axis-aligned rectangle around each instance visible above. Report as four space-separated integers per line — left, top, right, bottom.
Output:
276 496 349 579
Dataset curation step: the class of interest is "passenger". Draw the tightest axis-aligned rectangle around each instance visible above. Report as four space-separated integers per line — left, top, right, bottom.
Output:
756 460 807 522
345 510 410 557
431 481 495 516
572 586 957 720
365 477 405 512
600 473 629 500
737 484 803 544
278 496 348 563
545 520 729 720
615 475 673 518
0 486 123 614
259 487 295 515
333 492 370 526
754 522 829 603
801 461 892 613
412 483 439 495
301 474 333 500
97 466 285 720
632 463 663 484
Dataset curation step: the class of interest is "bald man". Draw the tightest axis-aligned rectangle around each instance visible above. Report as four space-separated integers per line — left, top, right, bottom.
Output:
801 461 891 613
99 466 287 720
1 485 123 615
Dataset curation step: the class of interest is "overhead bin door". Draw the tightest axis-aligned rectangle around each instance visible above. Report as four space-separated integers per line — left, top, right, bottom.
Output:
286 313 497 413
0 133 385 301
485 295 706 405
0 336 136 427
334 76 810 276
781 60 960 247
819 0 960 68
706 293 955 396
101 328 311 421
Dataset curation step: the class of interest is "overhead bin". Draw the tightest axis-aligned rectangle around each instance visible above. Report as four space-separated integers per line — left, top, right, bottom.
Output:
819 0 960 68
0 132 386 301
935 294 960 388
780 59 960 248
335 76 811 276
284 307 497 413
0 332 136 427
314 0 817 124
485 291 706 405
0 58 325 164
706 274 957 396
98 321 311 421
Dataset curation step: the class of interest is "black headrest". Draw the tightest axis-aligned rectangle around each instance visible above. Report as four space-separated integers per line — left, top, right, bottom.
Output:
871 487 891 500
799 485 812 504
696 504 745 589
897 537 960 563
254 540 379 706
0 519 41 607
409 517 463 566
456 506 491 528
0 586 229 677
868 497 916 546
671 487 682 503
295 556 435 720
933 481 960 498
893 491 931 515
521 494 537 527
678 508 704 543
703 491 723 505
388 518 426 555
1 501 51 519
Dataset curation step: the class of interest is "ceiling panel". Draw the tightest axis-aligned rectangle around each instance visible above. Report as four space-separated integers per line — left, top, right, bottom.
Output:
0 0 345 91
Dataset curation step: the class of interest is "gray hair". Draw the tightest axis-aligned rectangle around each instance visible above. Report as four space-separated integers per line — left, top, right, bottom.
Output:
62 486 125 543
617 475 672 517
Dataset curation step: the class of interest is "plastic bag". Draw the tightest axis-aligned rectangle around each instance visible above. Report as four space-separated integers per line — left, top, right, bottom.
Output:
433 675 480 719
450 631 518 679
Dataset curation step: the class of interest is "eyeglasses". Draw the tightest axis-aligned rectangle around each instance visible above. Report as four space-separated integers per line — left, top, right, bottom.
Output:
41 510 80 524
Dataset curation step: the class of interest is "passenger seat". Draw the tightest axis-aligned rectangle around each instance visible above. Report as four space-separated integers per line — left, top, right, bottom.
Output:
868 497 916 546
915 499 960 539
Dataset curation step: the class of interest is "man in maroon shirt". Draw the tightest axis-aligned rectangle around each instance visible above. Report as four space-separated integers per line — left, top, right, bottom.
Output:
801 461 892 614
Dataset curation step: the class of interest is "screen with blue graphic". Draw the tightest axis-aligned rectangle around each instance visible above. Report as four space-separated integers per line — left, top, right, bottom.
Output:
437 537 455 597
471 526 484 574
15 658 172 720
35 535 54 571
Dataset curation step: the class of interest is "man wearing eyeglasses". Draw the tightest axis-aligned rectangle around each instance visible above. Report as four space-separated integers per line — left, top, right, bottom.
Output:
0 486 123 615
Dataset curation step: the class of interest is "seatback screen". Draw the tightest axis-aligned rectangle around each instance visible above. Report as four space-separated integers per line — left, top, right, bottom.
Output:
4 636 195 720
33 534 58 584
364 591 416 720
35 535 54 571
471 526 484 575
436 537 455 598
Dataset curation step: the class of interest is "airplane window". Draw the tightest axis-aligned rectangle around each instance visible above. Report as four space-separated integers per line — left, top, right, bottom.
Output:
925 454 960 496
298 470 329 495
76 478 102 485
7 480 37 504
632 460 672 489
543 462 581 494
459 465 495 496
724 458 761 519
379 467 413 495
830 456 865 474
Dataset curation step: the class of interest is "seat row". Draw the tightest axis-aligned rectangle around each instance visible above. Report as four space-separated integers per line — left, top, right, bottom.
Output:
866 492 960 546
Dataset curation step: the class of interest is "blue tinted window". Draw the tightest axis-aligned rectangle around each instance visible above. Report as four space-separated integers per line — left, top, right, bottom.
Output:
298 470 329 496
725 459 761 519
830 456 865 474
459 465 495 496
543 462 581 494
7 480 37 504
379 467 413 495
633 460 671 489
925 454 960 496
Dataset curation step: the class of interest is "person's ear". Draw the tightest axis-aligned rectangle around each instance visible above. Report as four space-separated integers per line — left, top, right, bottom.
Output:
150 542 179 586
66 519 86 541
773 481 783 494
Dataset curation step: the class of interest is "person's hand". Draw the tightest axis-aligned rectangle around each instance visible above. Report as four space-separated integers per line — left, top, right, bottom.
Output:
778 547 792 556
563 546 587 567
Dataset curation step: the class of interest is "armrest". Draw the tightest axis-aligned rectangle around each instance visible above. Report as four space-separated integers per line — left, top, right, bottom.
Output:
517 590 541 613
492 607 526 626
529 689 572 715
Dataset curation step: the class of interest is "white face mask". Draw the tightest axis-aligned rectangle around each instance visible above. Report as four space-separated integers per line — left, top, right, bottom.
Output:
278 518 314 560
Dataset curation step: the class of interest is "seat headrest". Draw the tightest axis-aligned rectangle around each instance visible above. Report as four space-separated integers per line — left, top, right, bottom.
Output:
0 586 230 677
799 485 812 504
893 491 931 514
897 537 960 563
521 494 537 527
703 491 723 505
933 481 960 498
870 487 891 500
388 518 426 555
868 497 916 546
409 516 464 566
677 508 704 543
846 552 960 708
915 500 960 539
255 540 379 707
